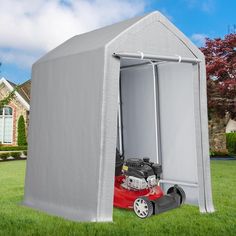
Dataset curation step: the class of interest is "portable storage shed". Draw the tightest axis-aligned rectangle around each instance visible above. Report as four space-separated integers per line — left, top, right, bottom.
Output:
24 11 214 222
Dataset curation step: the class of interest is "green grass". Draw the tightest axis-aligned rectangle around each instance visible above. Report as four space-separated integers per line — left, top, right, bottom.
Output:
0 161 236 236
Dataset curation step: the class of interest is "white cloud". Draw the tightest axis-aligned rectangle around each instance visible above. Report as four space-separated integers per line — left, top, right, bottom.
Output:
0 0 146 67
191 33 207 47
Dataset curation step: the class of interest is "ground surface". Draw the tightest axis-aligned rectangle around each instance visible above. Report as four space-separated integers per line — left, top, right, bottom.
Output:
0 160 235 236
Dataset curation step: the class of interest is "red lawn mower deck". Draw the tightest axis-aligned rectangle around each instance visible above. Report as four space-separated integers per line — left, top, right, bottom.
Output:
114 175 164 209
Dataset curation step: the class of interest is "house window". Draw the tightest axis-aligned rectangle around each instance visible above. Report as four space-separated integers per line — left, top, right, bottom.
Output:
0 107 13 144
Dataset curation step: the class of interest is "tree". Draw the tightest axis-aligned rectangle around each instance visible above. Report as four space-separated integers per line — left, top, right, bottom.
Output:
200 34 236 119
17 115 27 146
0 86 18 108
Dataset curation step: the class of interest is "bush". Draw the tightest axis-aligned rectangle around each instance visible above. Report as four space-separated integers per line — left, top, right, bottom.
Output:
23 150 27 156
210 150 229 157
0 153 10 160
0 146 27 151
226 133 236 155
17 115 27 146
10 152 22 160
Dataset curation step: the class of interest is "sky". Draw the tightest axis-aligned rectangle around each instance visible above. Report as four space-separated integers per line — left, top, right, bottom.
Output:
0 0 235 84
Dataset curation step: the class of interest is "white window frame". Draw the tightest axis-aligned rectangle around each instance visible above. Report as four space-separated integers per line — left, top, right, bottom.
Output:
0 106 14 144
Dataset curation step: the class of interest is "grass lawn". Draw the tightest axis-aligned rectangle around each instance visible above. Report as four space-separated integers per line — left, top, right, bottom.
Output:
0 160 236 236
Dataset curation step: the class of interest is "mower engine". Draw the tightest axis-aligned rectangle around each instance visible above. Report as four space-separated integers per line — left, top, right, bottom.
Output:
121 157 162 191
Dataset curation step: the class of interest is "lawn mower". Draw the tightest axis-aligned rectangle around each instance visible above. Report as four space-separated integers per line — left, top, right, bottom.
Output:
114 150 186 218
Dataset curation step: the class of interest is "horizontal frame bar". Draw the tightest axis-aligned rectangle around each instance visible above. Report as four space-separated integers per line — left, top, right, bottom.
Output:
120 61 150 70
159 179 199 188
113 52 201 64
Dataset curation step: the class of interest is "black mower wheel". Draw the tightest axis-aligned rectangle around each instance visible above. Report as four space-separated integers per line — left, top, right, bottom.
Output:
167 185 186 205
133 196 153 219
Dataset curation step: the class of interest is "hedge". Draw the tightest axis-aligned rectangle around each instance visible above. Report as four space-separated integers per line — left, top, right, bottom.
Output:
0 153 10 160
17 115 27 146
0 146 27 151
10 152 22 160
210 150 229 157
226 133 236 155
0 151 27 161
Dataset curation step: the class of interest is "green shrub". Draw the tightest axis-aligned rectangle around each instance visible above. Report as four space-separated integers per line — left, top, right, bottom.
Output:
17 115 27 146
23 150 27 156
209 150 214 156
0 146 27 151
10 152 22 160
211 150 229 157
226 133 236 155
0 153 10 160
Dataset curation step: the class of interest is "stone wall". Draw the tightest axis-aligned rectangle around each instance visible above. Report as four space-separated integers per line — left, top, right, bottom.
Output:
208 116 227 152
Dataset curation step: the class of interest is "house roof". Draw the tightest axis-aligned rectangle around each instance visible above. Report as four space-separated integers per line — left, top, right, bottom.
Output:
6 79 31 104
18 80 31 104
6 79 17 88
0 77 30 110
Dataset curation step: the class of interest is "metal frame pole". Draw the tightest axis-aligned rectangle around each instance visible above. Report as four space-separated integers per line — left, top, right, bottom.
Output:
117 72 123 156
113 52 201 64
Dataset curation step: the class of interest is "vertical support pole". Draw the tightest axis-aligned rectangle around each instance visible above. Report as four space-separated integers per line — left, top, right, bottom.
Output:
150 62 160 164
151 63 163 165
117 72 123 156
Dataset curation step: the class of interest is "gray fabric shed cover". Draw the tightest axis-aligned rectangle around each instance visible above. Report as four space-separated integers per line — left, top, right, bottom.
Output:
24 11 214 222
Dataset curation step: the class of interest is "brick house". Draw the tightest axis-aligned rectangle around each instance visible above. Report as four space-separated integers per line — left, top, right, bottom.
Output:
0 77 30 146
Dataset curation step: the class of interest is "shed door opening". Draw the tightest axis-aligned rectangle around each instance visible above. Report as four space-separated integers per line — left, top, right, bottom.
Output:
117 59 160 163
115 56 200 206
